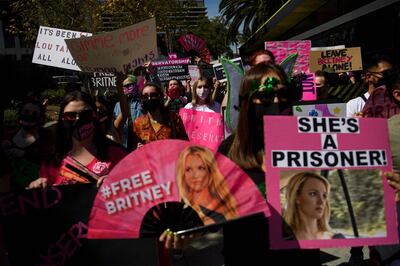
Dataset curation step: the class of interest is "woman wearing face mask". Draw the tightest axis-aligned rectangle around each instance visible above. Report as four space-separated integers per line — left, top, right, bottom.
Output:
28 91 128 188
184 77 221 113
113 75 143 149
131 82 188 149
96 96 121 144
164 78 187 113
1 99 53 191
218 63 320 265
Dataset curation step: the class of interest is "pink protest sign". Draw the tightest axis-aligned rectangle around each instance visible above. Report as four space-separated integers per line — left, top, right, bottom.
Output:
179 109 224 151
301 73 317 101
264 116 397 249
265 40 311 75
87 140 269 238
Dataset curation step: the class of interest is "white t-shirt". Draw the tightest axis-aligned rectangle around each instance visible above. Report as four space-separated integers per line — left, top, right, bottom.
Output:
346 92 370 117
184 102 221 113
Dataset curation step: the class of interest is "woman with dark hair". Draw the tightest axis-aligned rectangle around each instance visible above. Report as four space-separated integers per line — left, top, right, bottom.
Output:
132 82 188 149
29 91 127 188
248 49 276 66
1 98 53 191
164 78 187 113
218 63 320 265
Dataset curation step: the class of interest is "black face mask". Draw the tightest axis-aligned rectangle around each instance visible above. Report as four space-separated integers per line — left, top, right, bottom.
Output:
63 119 95 141
19 114 38 129
374 77 386 88
142 98 161 112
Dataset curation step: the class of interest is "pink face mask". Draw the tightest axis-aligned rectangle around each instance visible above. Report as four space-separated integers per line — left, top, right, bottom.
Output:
123 84 139 98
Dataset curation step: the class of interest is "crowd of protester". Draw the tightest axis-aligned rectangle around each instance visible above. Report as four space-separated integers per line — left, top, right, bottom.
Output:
1 47 400 266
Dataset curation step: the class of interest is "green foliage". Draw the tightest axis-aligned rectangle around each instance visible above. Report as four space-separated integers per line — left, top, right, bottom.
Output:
4 109 18 129
329 169 386 237
219 0 288 43
191 16 234 59
6 0 188 42
41 88 65 106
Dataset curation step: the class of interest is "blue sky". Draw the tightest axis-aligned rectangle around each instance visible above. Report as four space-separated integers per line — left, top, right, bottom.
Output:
204 0 221 18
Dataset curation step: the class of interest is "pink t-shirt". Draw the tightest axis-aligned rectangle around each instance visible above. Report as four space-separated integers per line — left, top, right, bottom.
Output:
40 145 127 185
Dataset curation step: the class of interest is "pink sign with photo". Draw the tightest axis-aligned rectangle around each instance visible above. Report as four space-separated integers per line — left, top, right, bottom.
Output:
264 116 397 249
88 140 269 238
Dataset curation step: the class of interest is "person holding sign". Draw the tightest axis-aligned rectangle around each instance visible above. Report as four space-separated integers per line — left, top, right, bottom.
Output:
113 75 143 149
184 77 221 113
218 63 320 265
132 82 188 149
346 58 392 117
176 145 238 225
283 172 344 240
29 91 127 188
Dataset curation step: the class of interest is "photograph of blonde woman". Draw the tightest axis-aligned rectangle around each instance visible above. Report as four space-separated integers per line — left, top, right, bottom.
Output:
283 172 345 240
176 145 239 225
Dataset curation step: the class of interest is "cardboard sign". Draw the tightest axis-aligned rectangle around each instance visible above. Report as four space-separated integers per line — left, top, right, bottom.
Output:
293 102 346 117
362 87 400 118
179 109 224 151
309 47 363 73
151 58 190 81
213 58 244 82
265 40 311 75
32 26 92 71
66 18 157 73
88 140 269 238
264 116 397 249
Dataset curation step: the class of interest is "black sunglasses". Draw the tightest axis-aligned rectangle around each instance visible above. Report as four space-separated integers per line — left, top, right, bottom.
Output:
252 87 290 104
141 92 160 100
63 109 94 121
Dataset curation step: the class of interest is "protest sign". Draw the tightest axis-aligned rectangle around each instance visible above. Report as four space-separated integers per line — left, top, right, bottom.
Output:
213 58 244 82
309 47 363 73
362 87 400 118
89 72 117 90
66 18 157 73
0 184 158 265
151 58 190 81
293 102 346 117
179 109 224 151
87 140 269 238
301 72 317 101
264 116 397 249
32 26 92 71
265 40 311 74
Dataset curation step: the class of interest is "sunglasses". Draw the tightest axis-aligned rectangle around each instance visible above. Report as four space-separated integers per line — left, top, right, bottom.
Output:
63 109 94 121
141 92 160 100
252 87 290 104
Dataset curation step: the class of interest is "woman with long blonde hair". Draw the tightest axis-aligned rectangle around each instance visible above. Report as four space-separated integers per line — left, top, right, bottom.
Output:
176 145 238 225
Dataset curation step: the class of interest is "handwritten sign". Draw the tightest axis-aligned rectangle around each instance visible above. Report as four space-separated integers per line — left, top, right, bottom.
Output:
89 72 117 90
32 26 92 71
309 47 363 73
66 18 157 73
265 116 397 249
179 109 224 151
362 87 400 118
301 73 317 101
265 40 311 74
